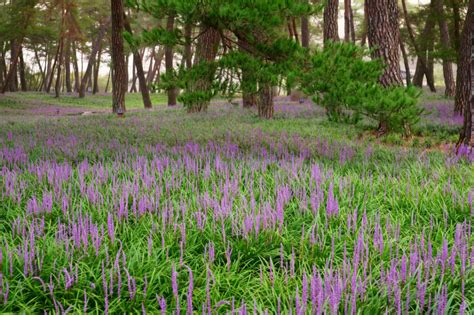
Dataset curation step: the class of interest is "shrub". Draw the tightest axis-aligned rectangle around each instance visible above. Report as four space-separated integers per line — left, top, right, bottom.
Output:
301 42 423 134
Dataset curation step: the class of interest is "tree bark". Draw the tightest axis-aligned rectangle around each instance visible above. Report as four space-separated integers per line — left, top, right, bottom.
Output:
323 0 339 45
455 1 474 115
54 36 65 98
92 46 102 94
400 40 411 86
344 0 351 42
65 40 72 93
187 26 220 113
451 0 462 51
258 83 274 119
402 0 436 91
433 0 455 97
1 40 21 93
71 42 80 92
165 14 177 106
301 13 310 48
111 0 126 113
19 47 27 91
46 43 61 94
124 13 152 108
183 23 193 68
366 0 403 87
458 0 474 146
78 20 109 98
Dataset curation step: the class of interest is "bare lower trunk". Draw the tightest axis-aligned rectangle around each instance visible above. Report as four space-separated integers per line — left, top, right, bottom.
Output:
301 14 309 48
401 0 435 90
400 40 411 86
71 42 80 92
55 37 64 98
124 13 152 108
184 23 193 68
111 0 126 113
93 46 102 94
456 1 474 116
1 40 21 93
258 83 274 119
324 0 339 44
458 0 474 146
433 0 455 97
65 40 72 93
187 26 220 113
19 47 27 91
165 14 177 106
366 0 403 87
79 20 109 98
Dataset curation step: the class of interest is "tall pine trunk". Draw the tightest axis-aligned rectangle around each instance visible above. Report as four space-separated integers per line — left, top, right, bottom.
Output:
301 11 309 48
433 0 455 97
111 0 126 113
19 47 27 91
187 26 220 113
400 40 411 86
124 13 152 108
323 0 339 45
455 1 474 116
458 0 474 145
165 14 177 106
184 23 193 68
402 0 436 91
65 40 72 93
258 83 274 119
79 20 108 98
93 46 102 94
72 42 80 92
366 0 403 87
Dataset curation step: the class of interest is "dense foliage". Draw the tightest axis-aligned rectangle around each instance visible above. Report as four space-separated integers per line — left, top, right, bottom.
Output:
301 43 422 134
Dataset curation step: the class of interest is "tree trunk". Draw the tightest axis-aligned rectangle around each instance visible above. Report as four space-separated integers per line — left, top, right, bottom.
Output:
46 43 61 94
184 23 193 68
366 0 403 87
1 40 21 93
239 39 257 108
458 0 474 146
124 13 152 108
165 14 177 106
64 40 72 93
349 4 356 43
130 58 137 93
258 83 274 119
400 40 411 86
187 26 220 113
344 0 351 42
19 47 27 91
33 47 46 91
111 0 126 113
292 18 299 44
433 0 455 97
55 36 65 98
455 1 474 115
71 42 80 92
323 0 339 45
451 0 462 51
93 46 102 94
105 69 111 93
301 13 310 48
402 0 436 91
79 20 109 98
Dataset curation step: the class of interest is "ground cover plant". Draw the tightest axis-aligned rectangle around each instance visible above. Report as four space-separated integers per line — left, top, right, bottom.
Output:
0 95 473 314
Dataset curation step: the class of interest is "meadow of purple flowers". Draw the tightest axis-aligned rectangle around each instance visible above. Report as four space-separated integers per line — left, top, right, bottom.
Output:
0 97 473 314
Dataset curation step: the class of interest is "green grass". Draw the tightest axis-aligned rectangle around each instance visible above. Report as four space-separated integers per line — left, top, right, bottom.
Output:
0 93 472 314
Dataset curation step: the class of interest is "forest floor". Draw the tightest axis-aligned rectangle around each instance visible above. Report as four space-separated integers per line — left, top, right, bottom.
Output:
0 90 472 313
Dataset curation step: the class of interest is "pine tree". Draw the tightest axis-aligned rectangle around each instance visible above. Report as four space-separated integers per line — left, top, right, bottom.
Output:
365 0 403 87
